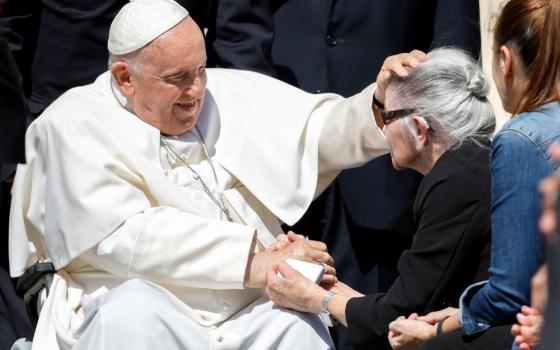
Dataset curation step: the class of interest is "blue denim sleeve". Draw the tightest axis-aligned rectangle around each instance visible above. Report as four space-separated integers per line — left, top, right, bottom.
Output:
460 130 547 335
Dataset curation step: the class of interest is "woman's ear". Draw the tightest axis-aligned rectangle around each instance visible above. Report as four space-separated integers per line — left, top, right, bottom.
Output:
111 62 135 97
498 45 514 80
411 115 430 147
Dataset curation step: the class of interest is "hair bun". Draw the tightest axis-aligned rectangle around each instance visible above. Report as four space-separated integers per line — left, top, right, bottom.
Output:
466 70 490 98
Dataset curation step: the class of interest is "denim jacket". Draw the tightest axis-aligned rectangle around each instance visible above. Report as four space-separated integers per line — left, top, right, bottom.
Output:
459 102 560 335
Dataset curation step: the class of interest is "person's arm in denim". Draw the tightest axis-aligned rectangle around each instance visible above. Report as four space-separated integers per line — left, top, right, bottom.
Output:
460 129 547 334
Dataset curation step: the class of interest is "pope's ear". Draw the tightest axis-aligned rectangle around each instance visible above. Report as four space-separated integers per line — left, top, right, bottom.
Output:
111 62 135 97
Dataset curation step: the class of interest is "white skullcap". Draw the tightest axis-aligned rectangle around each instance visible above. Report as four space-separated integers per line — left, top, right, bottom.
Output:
108 0 189 55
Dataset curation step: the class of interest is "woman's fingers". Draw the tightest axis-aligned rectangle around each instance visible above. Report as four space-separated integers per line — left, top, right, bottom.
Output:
311 250 335 267
323 263 336 277
307 239 328 251
512 324 521 336
321 273 337 285
521 305 540 316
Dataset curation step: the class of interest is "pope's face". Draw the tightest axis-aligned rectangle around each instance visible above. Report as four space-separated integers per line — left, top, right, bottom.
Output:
130 18 207 136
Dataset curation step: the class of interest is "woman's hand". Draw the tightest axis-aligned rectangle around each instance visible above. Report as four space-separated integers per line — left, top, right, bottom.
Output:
388 316 436 350
328 280 364 298
511 306 544 350
415 307 458 325
266 261 326 314
375 50 427 105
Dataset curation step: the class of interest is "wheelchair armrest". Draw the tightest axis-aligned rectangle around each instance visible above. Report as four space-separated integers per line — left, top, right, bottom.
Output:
16 262 55 327
16 262 55 296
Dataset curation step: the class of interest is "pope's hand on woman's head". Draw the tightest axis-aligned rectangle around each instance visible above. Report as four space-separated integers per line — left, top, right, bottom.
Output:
375 50 427 105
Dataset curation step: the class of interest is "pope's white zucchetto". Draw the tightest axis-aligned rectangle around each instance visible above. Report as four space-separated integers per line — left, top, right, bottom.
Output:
108 0 189 55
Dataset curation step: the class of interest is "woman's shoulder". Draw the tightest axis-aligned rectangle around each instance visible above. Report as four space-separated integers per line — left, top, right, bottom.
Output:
420 141 490 197
497 102 560 146
415 141 490 223
491 102 560 176
431 140 490 177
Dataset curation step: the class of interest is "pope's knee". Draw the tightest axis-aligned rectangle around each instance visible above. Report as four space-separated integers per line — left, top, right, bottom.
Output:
294 312 329 336
273 308 332 346
92 280 168 336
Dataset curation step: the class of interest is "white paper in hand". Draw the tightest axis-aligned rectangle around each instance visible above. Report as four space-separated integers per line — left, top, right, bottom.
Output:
277 258 325 284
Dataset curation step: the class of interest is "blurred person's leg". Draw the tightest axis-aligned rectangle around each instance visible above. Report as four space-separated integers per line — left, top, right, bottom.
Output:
540 238 560 350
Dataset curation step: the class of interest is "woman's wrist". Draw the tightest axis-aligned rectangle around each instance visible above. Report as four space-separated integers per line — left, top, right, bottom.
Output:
436 316 450 336
327 293 351 327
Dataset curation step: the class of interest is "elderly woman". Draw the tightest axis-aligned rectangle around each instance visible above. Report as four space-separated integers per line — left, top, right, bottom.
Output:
266 47 495 350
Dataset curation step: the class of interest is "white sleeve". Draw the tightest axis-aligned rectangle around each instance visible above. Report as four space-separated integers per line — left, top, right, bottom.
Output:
80 206 256 290
315 83 389 195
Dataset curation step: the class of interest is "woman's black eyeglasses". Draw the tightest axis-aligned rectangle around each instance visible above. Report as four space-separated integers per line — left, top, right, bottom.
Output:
379 108 417 125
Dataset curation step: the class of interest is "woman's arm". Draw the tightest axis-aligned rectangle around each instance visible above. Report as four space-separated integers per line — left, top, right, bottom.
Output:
460 130 548 334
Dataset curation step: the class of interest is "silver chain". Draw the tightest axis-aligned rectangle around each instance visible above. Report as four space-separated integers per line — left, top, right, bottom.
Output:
160 126 233 222
110 79 233 222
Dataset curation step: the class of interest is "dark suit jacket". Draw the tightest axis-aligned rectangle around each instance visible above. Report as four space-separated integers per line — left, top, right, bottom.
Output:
345 140 492 350
213 0 480 233
0 35 33 349
0 36 26 176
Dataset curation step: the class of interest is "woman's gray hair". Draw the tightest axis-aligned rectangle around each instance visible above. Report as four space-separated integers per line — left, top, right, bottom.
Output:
386 47 495 149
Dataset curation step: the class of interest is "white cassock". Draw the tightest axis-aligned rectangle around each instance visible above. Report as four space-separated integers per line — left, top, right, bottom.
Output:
9 69 388 349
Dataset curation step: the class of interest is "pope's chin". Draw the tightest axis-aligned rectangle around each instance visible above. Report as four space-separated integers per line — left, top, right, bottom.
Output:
172 104 201 135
